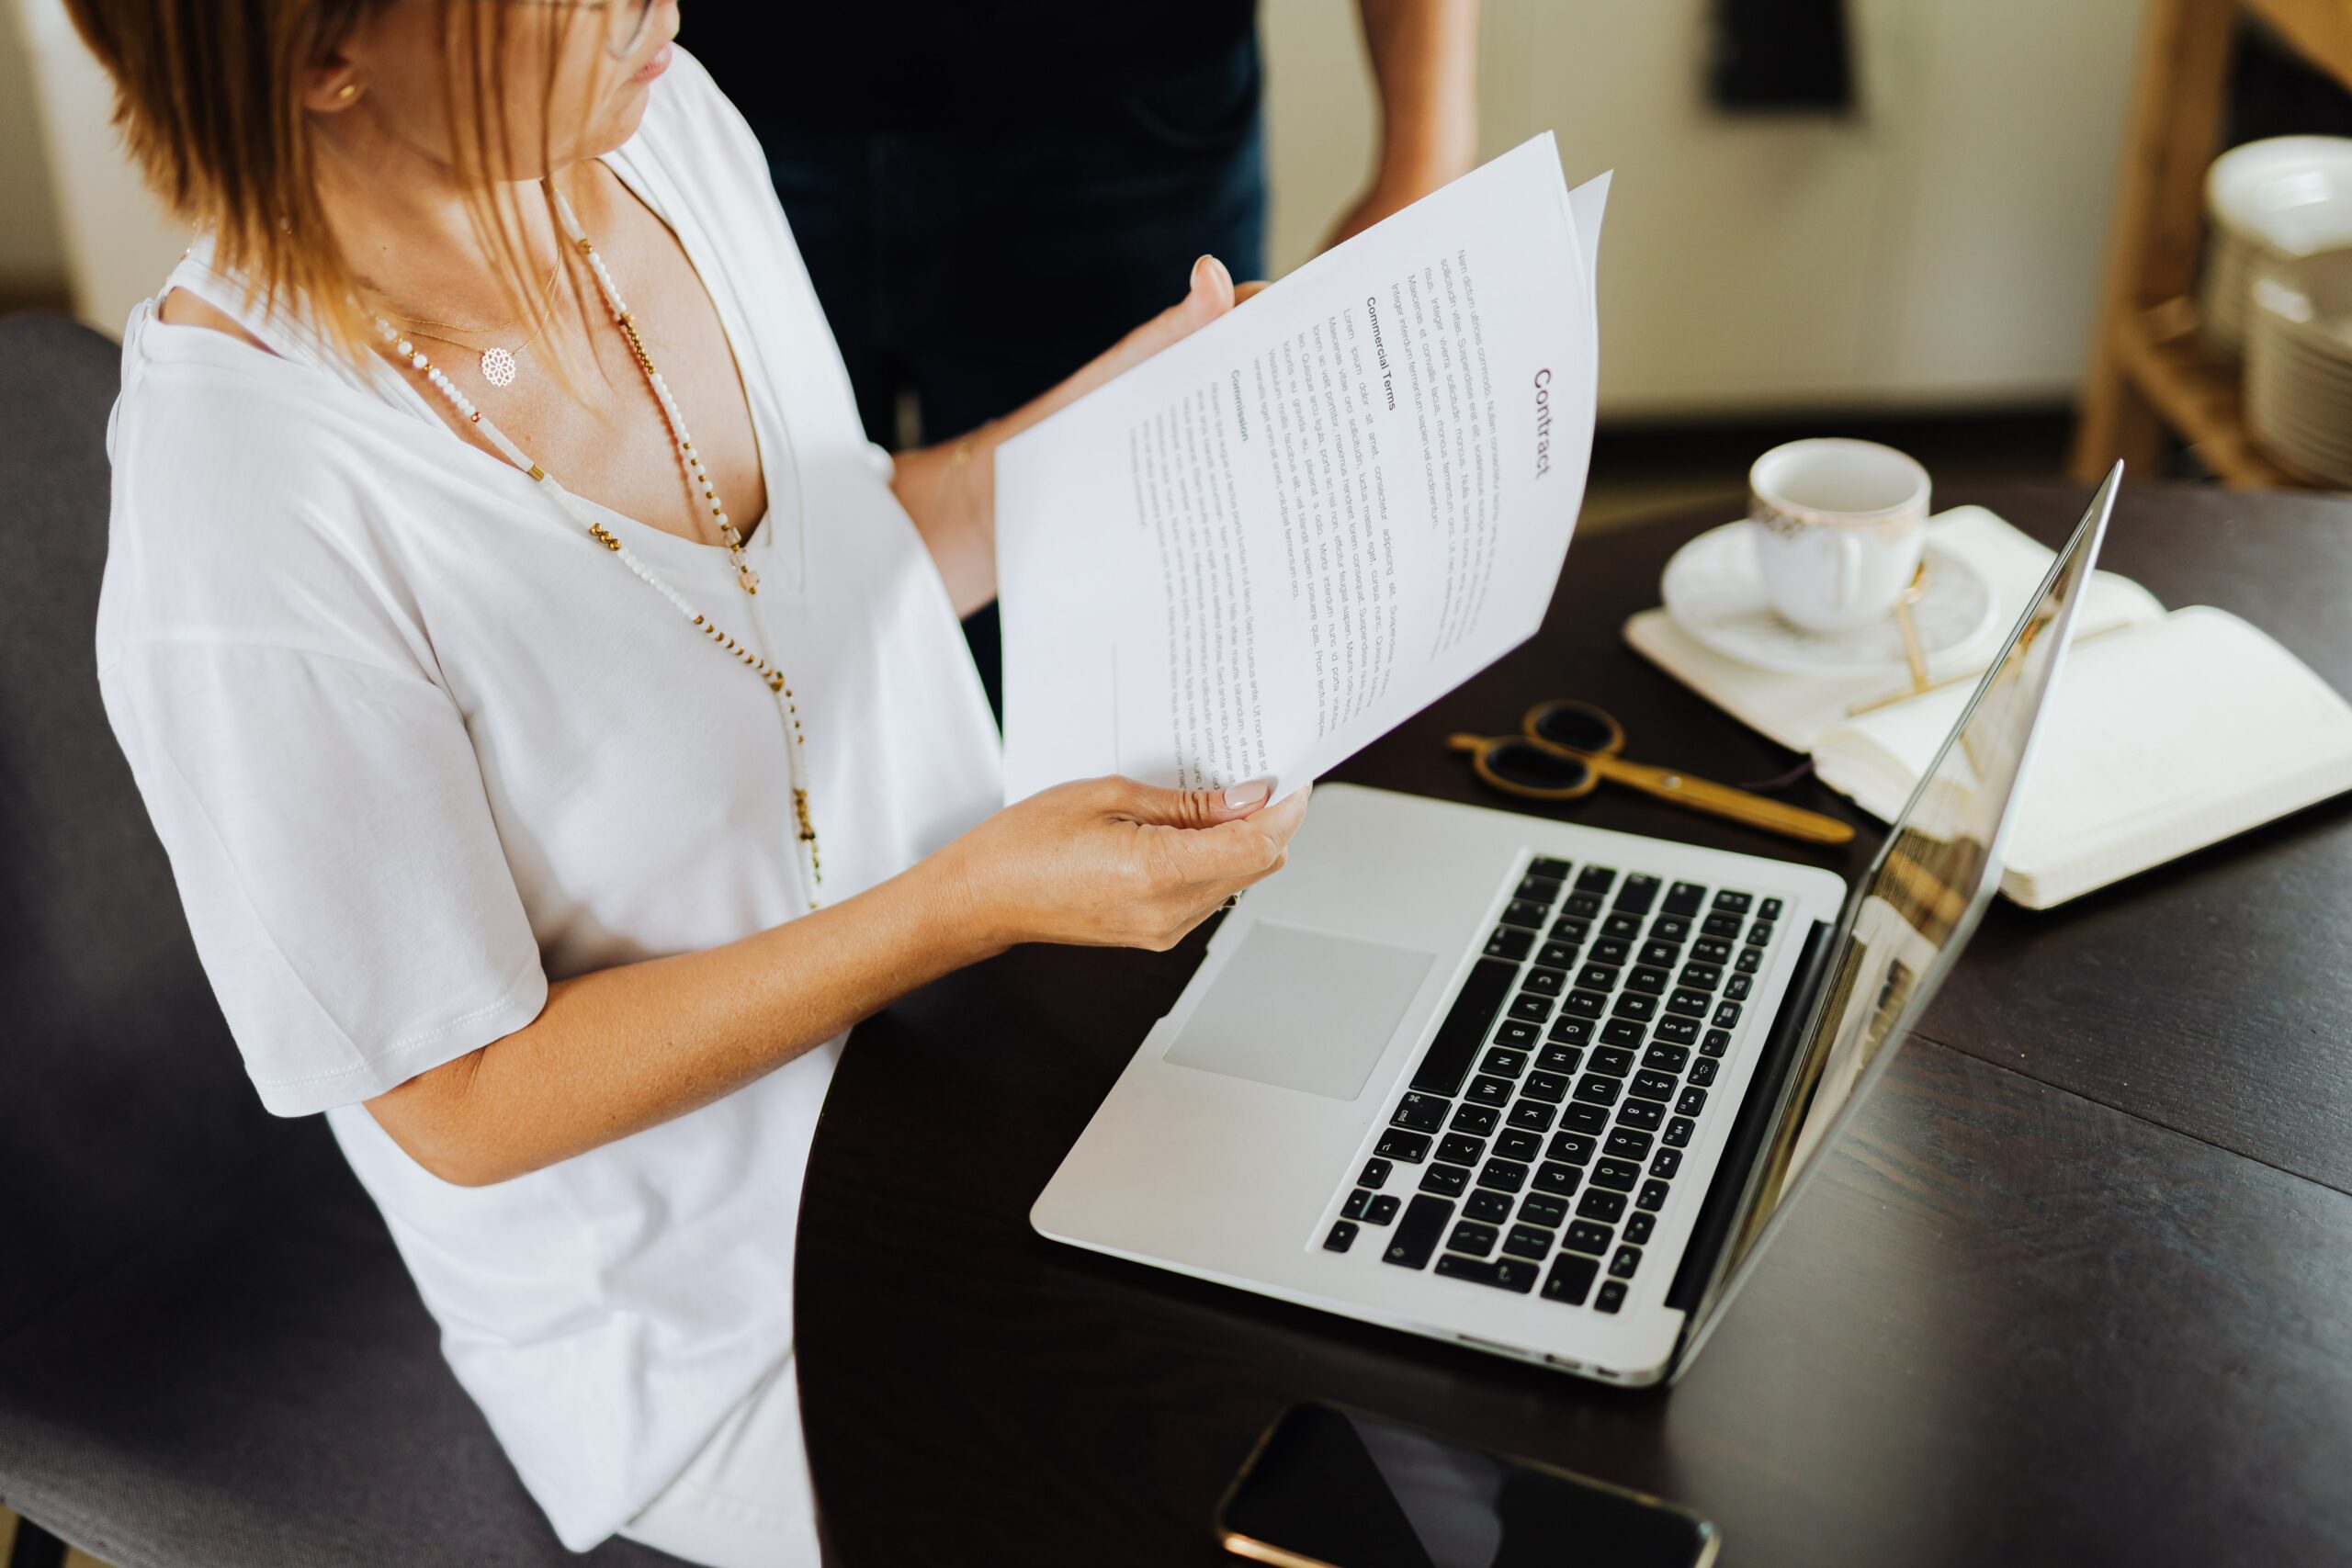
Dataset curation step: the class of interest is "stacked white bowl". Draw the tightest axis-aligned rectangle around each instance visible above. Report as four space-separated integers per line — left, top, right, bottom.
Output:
2201 137 2352 359
2245 251 2352 484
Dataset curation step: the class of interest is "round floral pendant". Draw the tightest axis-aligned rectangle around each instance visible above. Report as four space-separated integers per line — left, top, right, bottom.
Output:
480 345 518 388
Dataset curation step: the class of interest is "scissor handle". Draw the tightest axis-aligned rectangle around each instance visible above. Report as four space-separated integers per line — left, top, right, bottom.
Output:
1586 754 1856 845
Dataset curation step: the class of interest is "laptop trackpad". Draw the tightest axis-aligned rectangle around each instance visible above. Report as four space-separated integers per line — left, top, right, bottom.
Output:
1162 922 1435 1100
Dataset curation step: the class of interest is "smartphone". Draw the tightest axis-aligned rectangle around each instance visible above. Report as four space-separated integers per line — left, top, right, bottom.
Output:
1215 1403 1717 1568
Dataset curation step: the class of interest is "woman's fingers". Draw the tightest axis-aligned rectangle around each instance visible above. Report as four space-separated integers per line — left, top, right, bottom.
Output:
1105 773 1270 829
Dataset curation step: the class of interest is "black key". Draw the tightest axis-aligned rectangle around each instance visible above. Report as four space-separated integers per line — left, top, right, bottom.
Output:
1577 865 1617 893
1663 881 1707 917
1521 966 1568 998
1515 874 1564 904
1593 1156 1642 1190
1343 1189 1374 1220
1612 874 1660 914
1665 988 1713 1019
1477 1158 1531 1193
1448 1220 1499 1257
1589 1045 1634 1077
1466 1074 1514 1107
1712 1001 1742 1029
1630 1070 1678 1102
1663 1116 1697 1149
1643 1043 1690 1074
1536 941 1581 970
1500 899 1549 930
1650 1148 1683 1179
1725 976 1753 1003
1544 1252 1600 1304
1383 1194 1454 1269
1651 915 1692 942
1604 1127 1654 1160
1550 915 1591 944
1637 1179 1670 1212
1600 1019 1647 1047
1548 1016 1594 1047
1521 1070 1570 1103
1325 1221 1358 1252
1420 1162 1471 1197
1736 946 1764 975
1596 1280 1628 1313
1576 962 1620 992
1412 956 1516 1096
1481 1047 1529 1078
1496 1128 1543 1161
1502 1224 1554 1261
1484 925 1534 962
1654 1015 1699 1047
1702 1028 1733 1057
1713 890 1754 914
1508 993 1555 1024
1689 1057 1718 1087
1360 1156 1393 1190
1560 1103 1609 1134
1589 937 1633 966
1521 1194 1570 1227
1564 892 1603 919
1494 1020 1541 1051
1435 1253 1539 1293
1565 1220 1614 1254
1600 912 1644 941
1529 856 1572 881
1537 1043 1584 1075
1691 937 1734 964
1506 1100 1557 1134
1577 1189 1627 1222
1610 993 1658 1022
1678 962 1722 991
1759 897 1783 920
1573 1075 1622 1106
1610 1244 1643 1279
1451 1103 1498 1135
1678 1086 1710 1116
1464 1190 1514 1224
1547 1130 1597 1165
1624 965 1670 997
1376 1129 1430 1163
1531 1160 1582 1196
1616 1099 1664 1132
1438 1133 1487 1167
1562 989 1607 1019
1747 919 1776 946
1366 1194 1401 1224
1623 1212 1656 1246
1702 912 1745 940
1638 940 1682 968
1391 1093 1451 1133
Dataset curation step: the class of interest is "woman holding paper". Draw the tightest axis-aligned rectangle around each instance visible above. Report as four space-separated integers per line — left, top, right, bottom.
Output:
78 3 1301 1562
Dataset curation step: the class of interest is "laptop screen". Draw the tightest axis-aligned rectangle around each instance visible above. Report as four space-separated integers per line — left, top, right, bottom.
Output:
1684 468 2120 1354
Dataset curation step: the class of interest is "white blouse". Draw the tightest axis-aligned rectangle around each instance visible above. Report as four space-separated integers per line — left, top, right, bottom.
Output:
95 52 1002 1550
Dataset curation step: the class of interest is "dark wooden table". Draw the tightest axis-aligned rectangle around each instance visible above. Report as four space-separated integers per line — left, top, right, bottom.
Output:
797 482 2352 1568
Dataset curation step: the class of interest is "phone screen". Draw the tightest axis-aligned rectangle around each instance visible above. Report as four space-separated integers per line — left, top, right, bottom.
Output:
1217 1404 1714 1568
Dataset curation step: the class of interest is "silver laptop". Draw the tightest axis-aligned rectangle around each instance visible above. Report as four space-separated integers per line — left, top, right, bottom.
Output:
1035 466 2119 1387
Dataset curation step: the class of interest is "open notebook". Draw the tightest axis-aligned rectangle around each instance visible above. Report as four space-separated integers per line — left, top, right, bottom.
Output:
1626 508 2352 908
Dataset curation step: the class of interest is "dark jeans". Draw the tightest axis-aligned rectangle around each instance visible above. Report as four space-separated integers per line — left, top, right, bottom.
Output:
744 36 1269 714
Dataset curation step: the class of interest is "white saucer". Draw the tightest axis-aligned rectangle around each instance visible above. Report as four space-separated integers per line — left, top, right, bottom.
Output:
1660 521 1999 677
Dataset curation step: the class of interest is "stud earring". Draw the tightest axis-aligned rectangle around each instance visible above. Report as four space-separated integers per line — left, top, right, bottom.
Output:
335 82 358 102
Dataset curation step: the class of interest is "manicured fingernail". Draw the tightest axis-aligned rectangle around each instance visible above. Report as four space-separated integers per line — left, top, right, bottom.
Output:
1225 778 1272 809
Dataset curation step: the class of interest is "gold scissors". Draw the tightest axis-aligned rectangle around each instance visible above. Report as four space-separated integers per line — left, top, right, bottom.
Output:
1448 699 1855 846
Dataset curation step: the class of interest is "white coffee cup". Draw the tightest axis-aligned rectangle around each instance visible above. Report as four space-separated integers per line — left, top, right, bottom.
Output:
1747 438 1931 633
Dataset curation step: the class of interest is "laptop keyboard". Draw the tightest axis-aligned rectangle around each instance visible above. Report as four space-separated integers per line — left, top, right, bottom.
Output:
1320 858 1782 1315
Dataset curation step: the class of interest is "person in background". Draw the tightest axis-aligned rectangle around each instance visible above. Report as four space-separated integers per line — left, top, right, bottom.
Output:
690 0 1483 708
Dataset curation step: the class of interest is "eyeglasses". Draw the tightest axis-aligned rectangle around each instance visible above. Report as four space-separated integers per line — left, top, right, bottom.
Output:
1447 699 1856 846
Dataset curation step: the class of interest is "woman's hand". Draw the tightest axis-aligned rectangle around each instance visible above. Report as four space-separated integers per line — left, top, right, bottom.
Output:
936 776 1310 953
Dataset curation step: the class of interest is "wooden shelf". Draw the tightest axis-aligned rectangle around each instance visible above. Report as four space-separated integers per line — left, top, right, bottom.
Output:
2112 301 2307 488
2244 0 2352 93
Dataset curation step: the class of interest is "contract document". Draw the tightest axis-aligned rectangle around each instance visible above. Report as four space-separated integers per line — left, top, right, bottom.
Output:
997 134 1608 803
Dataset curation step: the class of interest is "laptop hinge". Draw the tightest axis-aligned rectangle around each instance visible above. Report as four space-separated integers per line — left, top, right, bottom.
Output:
1663 918 1835 1331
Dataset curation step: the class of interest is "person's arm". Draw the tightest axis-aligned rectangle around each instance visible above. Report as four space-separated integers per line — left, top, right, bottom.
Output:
1324 0 1482 251
368 776 1306 1186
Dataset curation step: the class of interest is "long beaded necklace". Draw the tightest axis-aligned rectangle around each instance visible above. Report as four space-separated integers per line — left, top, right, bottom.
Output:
370 191 822 907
